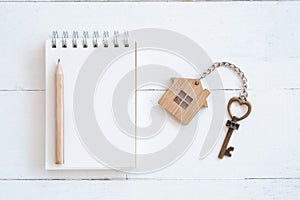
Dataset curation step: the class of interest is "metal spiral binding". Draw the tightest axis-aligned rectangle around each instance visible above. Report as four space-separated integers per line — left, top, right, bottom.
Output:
83 31 89 48
52 31 58 48
72 31 79 48
123 31 129 47
93 31 99 48
62 31 68 48
51 31 130 48
103 31 109 47
113 31 120 47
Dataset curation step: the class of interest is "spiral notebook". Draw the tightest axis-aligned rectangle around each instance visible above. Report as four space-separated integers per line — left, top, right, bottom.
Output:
45 31 137 170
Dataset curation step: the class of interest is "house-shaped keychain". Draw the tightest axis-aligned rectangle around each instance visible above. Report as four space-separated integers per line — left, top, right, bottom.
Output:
158 78 210 125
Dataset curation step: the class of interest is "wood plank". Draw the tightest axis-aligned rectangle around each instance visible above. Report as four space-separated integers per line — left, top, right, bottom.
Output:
0 2 299 89
0 0 268 2
0 89 299 179
0 179 299 200
131 88 300 178
2 0 194 1
0 2 299 199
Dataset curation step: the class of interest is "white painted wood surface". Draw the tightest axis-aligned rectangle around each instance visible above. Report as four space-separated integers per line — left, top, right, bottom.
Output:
0 179 299 199
0 1 299 199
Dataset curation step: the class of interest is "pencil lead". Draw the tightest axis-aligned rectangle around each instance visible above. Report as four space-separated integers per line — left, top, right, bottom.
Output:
58 58 60 64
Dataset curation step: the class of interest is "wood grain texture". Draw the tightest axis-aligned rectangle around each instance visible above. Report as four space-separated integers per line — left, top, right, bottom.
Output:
0 0 251 2
0 179 299 200
0 2 299 199
0 90 299 179
158 78 209 124
0 2 299 90
131 89 300 179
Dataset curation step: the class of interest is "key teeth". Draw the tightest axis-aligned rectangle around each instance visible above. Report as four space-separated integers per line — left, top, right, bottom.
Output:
224 146 234 157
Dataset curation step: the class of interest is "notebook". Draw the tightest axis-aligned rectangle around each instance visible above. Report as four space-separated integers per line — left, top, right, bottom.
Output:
45 31 137 170
45 29 215 172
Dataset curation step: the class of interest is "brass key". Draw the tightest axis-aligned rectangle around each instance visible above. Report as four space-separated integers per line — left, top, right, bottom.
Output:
218 97 252 159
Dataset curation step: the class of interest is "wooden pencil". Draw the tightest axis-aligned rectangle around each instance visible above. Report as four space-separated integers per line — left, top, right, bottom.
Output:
55 59 64 164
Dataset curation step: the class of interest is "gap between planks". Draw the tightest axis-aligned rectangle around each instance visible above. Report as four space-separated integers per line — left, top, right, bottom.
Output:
0 177 299 181
0 88 300 92
0 1 279 3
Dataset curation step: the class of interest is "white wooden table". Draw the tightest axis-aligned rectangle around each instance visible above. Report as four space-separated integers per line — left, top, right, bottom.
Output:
0 1 300 199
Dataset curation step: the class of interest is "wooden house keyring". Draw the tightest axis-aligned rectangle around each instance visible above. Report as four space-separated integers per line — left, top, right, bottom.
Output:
158 62 252 159
158 78 210 125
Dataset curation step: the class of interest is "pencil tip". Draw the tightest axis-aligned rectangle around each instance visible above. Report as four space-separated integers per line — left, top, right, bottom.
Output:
56 59 63 75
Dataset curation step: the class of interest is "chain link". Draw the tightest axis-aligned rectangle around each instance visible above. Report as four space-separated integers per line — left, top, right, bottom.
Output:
199 62 248 100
